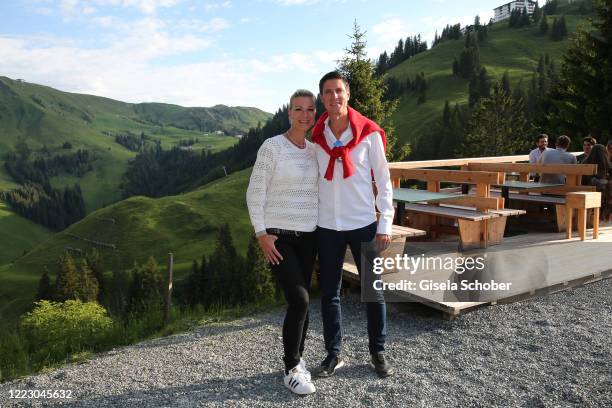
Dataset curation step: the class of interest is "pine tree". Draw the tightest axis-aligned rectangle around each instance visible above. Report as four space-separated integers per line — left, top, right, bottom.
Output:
442 100 451 128
550 0 612 139
533 1 542 22
36 266 54 301
243 235 275 304
77 259 100 302
520 8 531 27
208 224 240 306
458 46 481 79
128 257 163 317
55 252 79 301
452 57 460 76
461 82 532 157
338 21 410 162
85 248 104 301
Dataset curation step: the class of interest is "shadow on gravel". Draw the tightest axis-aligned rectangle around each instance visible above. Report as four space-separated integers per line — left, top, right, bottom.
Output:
55 372 318 407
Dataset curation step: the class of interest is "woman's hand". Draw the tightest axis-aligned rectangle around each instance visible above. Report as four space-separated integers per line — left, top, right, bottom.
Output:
257 234 283 265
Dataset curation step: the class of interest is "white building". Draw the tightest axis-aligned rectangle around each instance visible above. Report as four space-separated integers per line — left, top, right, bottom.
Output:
493 0 537 22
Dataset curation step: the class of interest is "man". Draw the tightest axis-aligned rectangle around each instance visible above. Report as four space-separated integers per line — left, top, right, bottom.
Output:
539 135 577 184
529 134 552 164
312 71 394 378
577 136 597 163
529 134 552 181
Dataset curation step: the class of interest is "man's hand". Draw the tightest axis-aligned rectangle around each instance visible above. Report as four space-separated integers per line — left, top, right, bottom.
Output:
257 234 283 265
375 233 391 252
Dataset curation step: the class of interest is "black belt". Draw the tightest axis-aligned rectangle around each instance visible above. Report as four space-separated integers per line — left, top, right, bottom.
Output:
267 228 305 236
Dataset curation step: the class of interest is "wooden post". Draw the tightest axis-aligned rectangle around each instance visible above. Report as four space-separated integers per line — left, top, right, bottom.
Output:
164 252 174 326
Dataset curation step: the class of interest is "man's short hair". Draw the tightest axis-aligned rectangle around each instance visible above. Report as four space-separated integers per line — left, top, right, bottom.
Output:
319 71 350 95
537 133 548 142
583 136 597 145
607 140 612 148
289 89 315 109
556 135 571 149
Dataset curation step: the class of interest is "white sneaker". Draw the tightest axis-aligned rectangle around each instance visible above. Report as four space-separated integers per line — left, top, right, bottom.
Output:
299 358 311 381
284 365 316 395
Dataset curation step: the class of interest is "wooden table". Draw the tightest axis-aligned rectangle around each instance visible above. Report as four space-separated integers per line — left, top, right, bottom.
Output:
497 181 564 206
393 188 463 224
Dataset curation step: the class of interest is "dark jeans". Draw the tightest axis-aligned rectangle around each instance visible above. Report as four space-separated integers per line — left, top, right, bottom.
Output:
318 222 386 356
269 230 317 371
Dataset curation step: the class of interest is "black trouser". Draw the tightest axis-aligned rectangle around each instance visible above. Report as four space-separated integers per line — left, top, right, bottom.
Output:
268 230 317 371
318 222 386 356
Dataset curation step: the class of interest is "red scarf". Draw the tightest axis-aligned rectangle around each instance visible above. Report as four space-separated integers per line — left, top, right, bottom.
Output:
311 106 386 180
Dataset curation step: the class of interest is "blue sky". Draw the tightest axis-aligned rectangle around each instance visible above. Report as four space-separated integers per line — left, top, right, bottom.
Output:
0 0 501 112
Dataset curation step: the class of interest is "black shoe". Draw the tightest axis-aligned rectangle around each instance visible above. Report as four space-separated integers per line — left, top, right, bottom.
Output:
315 354 345 378
370 352 394 378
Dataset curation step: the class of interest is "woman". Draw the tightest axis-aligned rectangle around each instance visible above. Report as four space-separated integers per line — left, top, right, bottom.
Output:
582 144 612 221
246 89 318 395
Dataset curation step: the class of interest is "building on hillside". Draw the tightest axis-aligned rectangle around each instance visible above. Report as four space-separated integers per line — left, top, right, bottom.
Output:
493 0 537 22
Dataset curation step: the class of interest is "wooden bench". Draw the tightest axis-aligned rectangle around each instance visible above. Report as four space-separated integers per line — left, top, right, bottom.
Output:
389 168 524 249
342 224 426 285
402 203 524 249
466 163 598 232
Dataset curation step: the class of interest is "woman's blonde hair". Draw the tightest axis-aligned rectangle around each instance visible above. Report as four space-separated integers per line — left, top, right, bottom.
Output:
289 89 315 109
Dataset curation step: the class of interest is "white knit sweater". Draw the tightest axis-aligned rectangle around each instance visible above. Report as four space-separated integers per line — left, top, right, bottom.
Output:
246 134 319 234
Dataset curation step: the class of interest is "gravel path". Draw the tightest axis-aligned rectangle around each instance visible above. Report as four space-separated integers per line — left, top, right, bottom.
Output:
1 279 611 408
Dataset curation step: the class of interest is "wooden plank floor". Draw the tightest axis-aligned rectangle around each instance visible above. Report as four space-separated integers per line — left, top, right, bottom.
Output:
342 222 612 317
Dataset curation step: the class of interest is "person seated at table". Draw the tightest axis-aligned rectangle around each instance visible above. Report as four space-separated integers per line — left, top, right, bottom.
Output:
577 136 597 163
607 140 612 162
581 144 612 221
538 135 577 184
529 134 552 164
529 133 552 181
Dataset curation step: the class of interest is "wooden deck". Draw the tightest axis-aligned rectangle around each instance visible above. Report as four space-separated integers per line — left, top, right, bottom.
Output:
342 222 612 318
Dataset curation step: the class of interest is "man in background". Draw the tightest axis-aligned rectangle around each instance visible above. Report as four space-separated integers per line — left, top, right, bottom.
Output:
578 136 597 163
529 134 552 181
539 135 577 184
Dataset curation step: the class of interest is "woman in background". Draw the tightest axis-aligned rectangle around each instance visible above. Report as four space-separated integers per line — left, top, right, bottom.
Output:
246 89 318 395
582 144 612 221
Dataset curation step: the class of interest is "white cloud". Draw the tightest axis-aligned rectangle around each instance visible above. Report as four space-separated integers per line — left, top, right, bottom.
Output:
177 17 230 32
0 30 337 111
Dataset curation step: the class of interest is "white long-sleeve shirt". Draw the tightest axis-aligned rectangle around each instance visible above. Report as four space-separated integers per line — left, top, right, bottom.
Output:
315 118 394 235
246 135 319 234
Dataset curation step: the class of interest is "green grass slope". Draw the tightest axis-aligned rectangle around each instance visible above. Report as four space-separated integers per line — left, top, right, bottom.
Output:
389 13 589 144
0 76 269 209
0 167 254 323
0 77 269 270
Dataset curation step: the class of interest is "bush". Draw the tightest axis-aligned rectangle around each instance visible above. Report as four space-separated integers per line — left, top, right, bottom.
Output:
21 300 113 363
0 329 30 382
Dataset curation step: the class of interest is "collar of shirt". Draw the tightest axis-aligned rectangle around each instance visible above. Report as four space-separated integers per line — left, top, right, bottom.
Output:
324 117 353 148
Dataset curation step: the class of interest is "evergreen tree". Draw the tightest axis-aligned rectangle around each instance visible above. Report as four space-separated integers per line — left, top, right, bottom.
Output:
550 0 612 139
243 235 275 304
477 25 488 42
128 257 163 317
77 259 100 302
85 248 104 301
55 252 79 301
338 21 410 162
533 1 542 22
207 224 240 305
461 82 531 157
375 51 389 76
520 8 531 27
458 46 481 78
36 266 54 301
452 57 460 76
